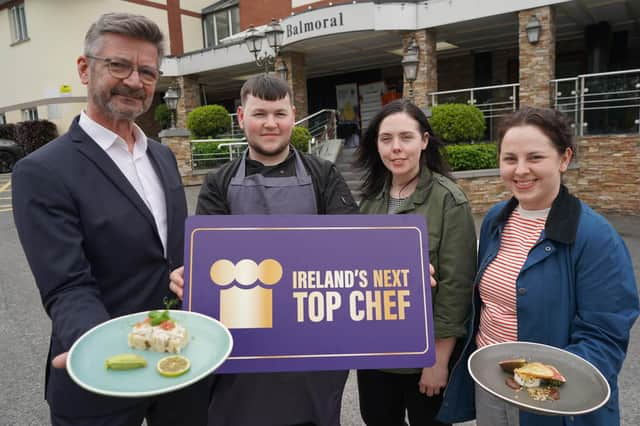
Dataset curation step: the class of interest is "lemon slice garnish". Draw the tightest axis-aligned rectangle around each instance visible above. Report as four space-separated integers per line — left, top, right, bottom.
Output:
156 355 190 377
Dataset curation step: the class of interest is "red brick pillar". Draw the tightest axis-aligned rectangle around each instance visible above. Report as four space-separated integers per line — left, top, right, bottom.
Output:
518 7 555 108
279 52 307 119
402 29 437 108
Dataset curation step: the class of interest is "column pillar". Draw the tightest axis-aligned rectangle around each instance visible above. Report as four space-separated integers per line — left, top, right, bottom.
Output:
176 75 201 129
159 127 194 183
279 52 307 119
403 29 437 108
518 6 555 108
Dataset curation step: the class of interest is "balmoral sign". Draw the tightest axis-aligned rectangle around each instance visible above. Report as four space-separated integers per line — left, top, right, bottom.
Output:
286 12 344 38
282 3 373 43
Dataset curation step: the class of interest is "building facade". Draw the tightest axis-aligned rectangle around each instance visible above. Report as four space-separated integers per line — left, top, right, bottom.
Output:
1 0 638 213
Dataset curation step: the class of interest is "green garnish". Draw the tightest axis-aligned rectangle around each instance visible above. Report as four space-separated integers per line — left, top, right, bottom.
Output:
147 297 180 325
163 296 179 309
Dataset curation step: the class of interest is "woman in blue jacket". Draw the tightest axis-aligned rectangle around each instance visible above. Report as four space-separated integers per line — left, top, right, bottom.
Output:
437 107 639 426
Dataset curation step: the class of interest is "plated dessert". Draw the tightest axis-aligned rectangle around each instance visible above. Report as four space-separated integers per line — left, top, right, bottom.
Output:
128 300 189 354
499 358 566 401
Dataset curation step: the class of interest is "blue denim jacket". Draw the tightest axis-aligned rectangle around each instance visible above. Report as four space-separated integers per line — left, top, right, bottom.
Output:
437 186 639 426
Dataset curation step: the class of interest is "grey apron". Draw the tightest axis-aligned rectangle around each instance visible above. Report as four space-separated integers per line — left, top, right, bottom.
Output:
208 149 348 426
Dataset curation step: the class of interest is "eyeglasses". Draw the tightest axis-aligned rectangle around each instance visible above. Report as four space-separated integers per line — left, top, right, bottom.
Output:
86 55 162 85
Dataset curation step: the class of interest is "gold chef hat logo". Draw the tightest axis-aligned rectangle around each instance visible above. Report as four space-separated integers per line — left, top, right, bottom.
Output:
210 258 283 329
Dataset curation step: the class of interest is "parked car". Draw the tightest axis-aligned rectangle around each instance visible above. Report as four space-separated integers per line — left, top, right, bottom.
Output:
0 139 25 173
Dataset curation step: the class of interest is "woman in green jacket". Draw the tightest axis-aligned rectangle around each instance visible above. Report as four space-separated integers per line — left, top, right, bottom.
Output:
355 99 477 426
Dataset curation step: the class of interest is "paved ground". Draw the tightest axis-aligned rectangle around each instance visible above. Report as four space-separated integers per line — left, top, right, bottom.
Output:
0 178 637 425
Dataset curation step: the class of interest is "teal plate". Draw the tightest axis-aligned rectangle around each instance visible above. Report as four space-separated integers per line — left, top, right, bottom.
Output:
67 310 233 398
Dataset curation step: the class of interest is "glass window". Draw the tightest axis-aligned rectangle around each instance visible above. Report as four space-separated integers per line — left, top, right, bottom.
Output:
229 7 240 35
22 108 38 121
203 6 239 48
0 113 5 125
9 3 28 43
204 14 216 48
215 11 230 41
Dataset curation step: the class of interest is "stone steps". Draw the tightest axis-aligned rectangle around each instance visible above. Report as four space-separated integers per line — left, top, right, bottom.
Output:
334 147 365 203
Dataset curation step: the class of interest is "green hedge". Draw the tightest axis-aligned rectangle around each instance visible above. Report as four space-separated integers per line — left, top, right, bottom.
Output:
187 105 231 138
431 104 486 143
445 143 498 171
291 126 311 152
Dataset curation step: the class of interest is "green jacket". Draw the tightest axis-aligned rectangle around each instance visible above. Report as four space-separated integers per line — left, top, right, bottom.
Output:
359 168 477 342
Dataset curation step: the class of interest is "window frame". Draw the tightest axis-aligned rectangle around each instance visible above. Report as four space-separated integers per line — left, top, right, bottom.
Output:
203 6 239 48
9 2 29 44
21 107 38 121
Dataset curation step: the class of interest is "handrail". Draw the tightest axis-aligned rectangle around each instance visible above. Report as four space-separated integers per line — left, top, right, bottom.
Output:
429 83 519 97
295 108 336 125
551 68 640 135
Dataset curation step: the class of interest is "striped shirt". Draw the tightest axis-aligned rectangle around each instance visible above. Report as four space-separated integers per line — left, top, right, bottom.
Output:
476 206 548 347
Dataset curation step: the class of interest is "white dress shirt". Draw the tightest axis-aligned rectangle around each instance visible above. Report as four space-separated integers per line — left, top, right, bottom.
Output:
79 111 168 254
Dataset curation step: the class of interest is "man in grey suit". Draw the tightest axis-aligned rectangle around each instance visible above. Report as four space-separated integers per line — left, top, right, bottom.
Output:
12 13 210 426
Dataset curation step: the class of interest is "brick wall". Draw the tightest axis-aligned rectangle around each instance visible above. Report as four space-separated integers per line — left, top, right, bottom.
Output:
456 134 640 216
241 0 290 29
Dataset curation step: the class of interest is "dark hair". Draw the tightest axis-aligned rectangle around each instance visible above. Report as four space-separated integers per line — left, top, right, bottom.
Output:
240 74 293 105
355 99 452 199
85 13 165 62
497 106 576 159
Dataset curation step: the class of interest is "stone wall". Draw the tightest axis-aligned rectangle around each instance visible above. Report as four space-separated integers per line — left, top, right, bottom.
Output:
403 30 437 107
518 7 555 108
455 134 640 216
572 134 640 214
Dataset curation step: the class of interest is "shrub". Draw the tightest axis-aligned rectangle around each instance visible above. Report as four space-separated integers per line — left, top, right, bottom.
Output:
15 120 58 153
154 103 171 129
0 123 17 140
186 105 230 138
430 104 486 143
445 142 498 171
290 126 312 152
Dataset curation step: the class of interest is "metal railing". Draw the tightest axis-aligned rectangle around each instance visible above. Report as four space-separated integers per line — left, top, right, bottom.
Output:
190 137 246 170
551 68 640 135
228 113 242 138
429 83 519 141
295 109 337 153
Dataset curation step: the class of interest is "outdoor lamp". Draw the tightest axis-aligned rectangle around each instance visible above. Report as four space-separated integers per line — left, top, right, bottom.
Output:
163 86 180 129
244 26 263 57
244 19 284 74
526 15 542 44
276 61 288 81
402 38 420 101
265 19 284 55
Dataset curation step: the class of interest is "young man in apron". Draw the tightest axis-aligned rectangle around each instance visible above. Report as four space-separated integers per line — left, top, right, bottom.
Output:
175 74 359 425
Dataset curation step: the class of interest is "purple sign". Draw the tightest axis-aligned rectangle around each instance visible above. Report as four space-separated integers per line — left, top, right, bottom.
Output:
183 214 434 373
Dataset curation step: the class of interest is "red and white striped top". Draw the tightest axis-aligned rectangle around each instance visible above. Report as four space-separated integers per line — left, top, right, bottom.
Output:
476 207 548 348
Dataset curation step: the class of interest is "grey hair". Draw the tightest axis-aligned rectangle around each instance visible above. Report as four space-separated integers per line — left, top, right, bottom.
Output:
84 13 165 62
